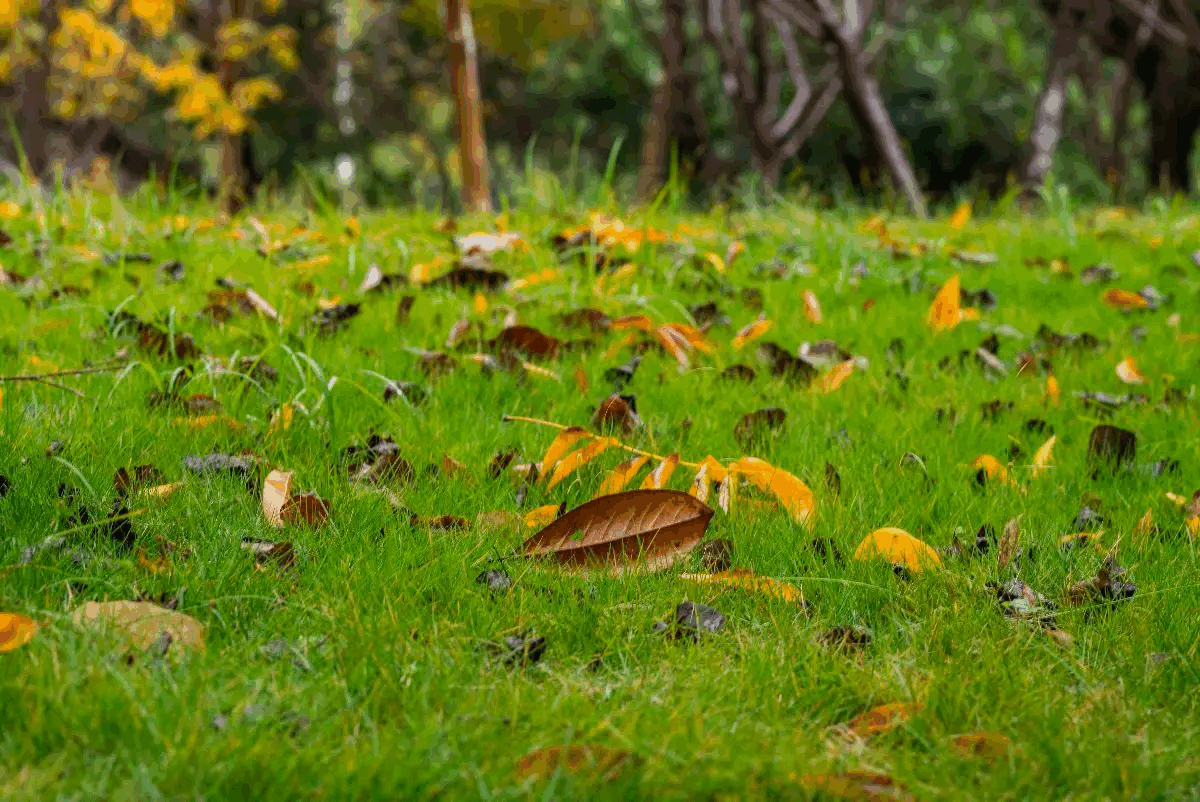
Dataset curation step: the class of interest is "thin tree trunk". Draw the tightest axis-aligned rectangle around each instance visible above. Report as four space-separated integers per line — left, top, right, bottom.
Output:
637 0 689 201
1020 23 1079 196
446 0 491 213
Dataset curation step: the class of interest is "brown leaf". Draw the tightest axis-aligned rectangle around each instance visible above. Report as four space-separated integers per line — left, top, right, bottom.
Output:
412 514 471 531
573 364 590 396
848 702 922 738
800 771 913 801
262 469 294 527
592 393 642 434
719 364 756 382
282 493 330 529
1088 425 1137 472
425 265 509 292
514 744 639 782
492 325 562 361
949 732 1012 760
734 407 787 449
523 489 713 573
241 537 296 571
72 600 205 656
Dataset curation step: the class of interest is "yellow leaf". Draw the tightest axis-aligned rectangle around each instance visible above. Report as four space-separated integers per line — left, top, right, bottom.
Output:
128 0 174 38
0 200 19 220
262 469 293 527
473 292 488 316
230 76 282 112
24 354 59 373
687 462 712 503
1031 435 1056 477
698 455 729 483
849 701 922 737
640 452 680 489
538 426 592 477
268 403 293 434
820 359 855 393
610 314 657 333
524 504 561 529
802 290 822 324
679 568 805 606
732 317 772 349
972 454 1018 489
1187 516 1199 539
595 456 649 496
1115 356 1145 384
853 527 941 572
661 322 712 353
1046 373 1060 406
545 437 614 491
948 201 971 231
727 457 814 524
927 274 965 331
520 362 560 382
1103 289 1149 311
704 252 725 273
0 612 37 652
1134 509 1153 539
654 325 691 369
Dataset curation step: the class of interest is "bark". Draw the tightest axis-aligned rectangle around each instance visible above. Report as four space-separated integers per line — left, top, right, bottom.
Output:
1020 22 1080 195
446 0 491 213
636 0 689 200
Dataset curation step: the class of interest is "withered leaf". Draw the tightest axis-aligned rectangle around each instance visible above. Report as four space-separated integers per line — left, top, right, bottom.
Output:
241 537 296 571
419 351 458 378
184 453 256 477
603 355 642 390
523 489 713 573
514 744 638 782
719 364 757 382
1088 425 1137 472
800 771 913 802
426 265 509 292
557 308 611 332
492 325 561 361
817 625 871 652
734 407 787 449
1067 555 1135 608
997 517 1021 570
592 393 642 434
756 342 818 385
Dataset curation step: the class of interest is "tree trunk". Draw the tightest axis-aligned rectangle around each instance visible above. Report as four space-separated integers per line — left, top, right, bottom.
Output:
446 0 491 213
1020 23 1079 196
637 0 690 201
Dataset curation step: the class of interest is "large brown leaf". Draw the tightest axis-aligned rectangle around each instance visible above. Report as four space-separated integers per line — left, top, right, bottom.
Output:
523 489 713 573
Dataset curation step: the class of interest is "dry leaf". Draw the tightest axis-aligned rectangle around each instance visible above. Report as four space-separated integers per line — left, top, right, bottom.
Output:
848 702 921 738
821 359 855 393
282 493 330 529
1031 435 1057 477
523 489 713 573
803 290 822 324
262 469 294 527
592 394 642 434
950 732 1012 759
538 427 592 477
0 613 37 652
997 517 1021 569
545 438 615 491
732 317 773 349
1115 356 1145 384
514 744 638 782
973 454 1019 489
1103 289 1149 310
573 365 589 396
641 453 680 489
679 568 805 606
1134 509 1154 539
727 457 815 524
1046 373 1061 406
72 600 205 655
853 527 942 572
800 770 913 801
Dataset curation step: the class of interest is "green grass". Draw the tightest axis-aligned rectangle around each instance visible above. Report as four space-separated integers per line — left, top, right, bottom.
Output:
1 187 1199 800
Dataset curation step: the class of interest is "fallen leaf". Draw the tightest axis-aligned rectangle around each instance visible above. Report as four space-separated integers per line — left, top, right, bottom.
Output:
853 527 941 572
1103 288 1149 311
973 454 1019 489
667 600 726 640
679 568 806 606
928 274 967 331
641 453 680 489
734 408 787 449
0 613 37 652
727 457 815 524
950 732 1012 759
545 438 615 491
800 770 913 801
1115 356 1145 384
1088 425 1137 472
821 359 855 393
1046 374 1061 406
803 290 822 324
573 365 590 396
72 600 205 655
592 393 642 434
282 493 330 529
720 364 757 382
1031 435 1057 477
241 537 296 571
848 702 921 738
262 469 294 527
514 744 638 783
732 317 773 349
596 456 649 496
688 462 713 503
492 325 561 361
523 489 713 573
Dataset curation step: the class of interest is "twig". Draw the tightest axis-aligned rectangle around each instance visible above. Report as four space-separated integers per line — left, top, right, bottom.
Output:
35 377 86 398
502 414 702 468
0 363 127 383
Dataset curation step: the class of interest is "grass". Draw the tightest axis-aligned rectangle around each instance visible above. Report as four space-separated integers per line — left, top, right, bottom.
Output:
1 186 1199 800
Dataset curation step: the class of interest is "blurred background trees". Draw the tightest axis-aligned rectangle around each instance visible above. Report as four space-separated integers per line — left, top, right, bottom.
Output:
1 0 1196 211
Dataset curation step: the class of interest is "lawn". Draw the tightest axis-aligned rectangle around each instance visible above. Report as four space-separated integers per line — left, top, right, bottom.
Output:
1 188 1198 800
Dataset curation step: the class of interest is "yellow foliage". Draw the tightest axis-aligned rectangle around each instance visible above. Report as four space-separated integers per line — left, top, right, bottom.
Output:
230 76 282 111
129 0 174 38
175 75 223 119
